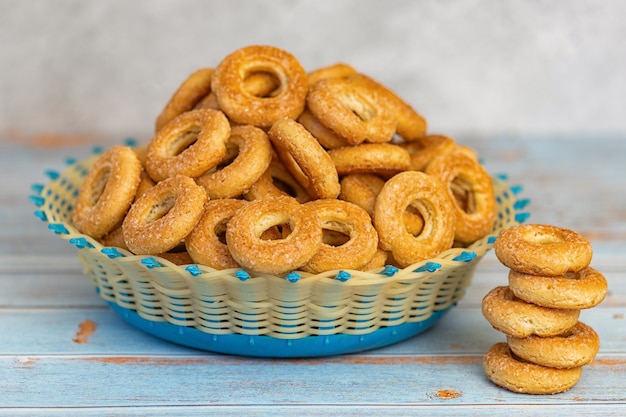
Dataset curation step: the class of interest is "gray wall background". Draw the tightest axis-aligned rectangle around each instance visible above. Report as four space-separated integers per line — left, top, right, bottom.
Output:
1 0 625 143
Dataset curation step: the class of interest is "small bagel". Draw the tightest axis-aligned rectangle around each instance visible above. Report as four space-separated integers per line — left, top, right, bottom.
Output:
481 286 580 338
122 176 207 255
186 199 247 270
73 145 142 238
225 196 323 274
494 224 593 276
307 77 396 145
507 322 600 369
483 342 583 394
268 118 340 199
374 171 455 267
145 109 230 182
508 267 608 309
425 151 495 243
329 143 411 177
196 124 272 199
211 45 308 128
301 199 379 273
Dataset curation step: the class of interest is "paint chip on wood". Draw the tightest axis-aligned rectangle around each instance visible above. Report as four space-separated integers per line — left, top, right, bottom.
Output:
73 319 97 344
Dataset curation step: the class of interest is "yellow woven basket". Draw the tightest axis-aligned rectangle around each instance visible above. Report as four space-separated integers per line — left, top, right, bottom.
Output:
31 145 529 357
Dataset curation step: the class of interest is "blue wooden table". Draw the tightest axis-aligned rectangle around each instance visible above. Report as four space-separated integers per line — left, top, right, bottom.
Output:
1 135 625 416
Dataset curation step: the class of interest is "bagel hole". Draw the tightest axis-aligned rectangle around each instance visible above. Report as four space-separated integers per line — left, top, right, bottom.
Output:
403 205 425 237
169 129 200 156
214 221 229 245
450 176 476 213
146 195 176 223
260 224 292 240
343 93 374 122
88 167 111 206
217 140 241 169
243 70 282 98
255 212 293 241
322 223 352 247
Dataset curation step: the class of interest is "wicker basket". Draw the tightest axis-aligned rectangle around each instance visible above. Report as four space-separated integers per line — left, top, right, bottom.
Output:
31 146 529 357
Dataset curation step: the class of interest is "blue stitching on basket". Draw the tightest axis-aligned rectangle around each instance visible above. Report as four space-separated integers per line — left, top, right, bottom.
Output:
141 257 162 269
236 270 251 281
513 198 530 210
48 223 69 234
65 157 77 165
495 173 508 181
285 272 300 283
31 183 44 194
515 212 531 223
334 270 351 282
453 251 476 262
29 195 45 207
414 262 441 273
45 170 60 180
101 247 124 259
69 237 94 249
510 184 523 195
124 137 138 147
381 265 399 277
487 235 497 244
92 146 104 154
185 265 203 276
33 210 47 221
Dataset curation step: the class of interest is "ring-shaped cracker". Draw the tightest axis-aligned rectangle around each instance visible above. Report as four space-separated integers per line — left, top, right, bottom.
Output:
225 196 323 274
301 199 379 273
268 118 340 199
481 286 580 338
373 171 455 267
329 143 411 177
211 45 308 128
483 342 582 394
146 109 230 182
307 77 396 145
186 199 247 270
507 322 600 369
196 125 272 199
73 145 142 238
122 175 207 255
508 267 608 309
426 151 496 243
494 224 593 276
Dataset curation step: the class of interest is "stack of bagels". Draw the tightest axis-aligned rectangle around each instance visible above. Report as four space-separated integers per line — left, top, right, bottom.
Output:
481 224 608 394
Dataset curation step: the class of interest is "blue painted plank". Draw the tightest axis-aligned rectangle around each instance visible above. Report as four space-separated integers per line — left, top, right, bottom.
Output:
0 353 624 408
1 404 625 417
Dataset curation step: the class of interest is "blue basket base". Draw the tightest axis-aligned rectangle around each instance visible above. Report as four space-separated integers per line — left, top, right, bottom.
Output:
108 302 450 358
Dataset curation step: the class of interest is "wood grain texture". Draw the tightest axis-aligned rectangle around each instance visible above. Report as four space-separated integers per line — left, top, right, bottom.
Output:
1 137 625 415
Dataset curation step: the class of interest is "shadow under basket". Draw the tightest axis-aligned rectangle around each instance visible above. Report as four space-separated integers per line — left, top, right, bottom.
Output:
31 150 529 358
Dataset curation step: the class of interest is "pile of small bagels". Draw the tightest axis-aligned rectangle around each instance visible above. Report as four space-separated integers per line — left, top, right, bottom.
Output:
71 44 498 275
482 224 608 394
